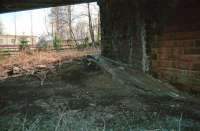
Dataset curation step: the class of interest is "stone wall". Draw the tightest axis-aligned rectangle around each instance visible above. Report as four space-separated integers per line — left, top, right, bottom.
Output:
99 0 150 71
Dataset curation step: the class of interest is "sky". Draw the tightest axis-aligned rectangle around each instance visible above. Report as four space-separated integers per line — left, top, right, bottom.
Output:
0 2 98 37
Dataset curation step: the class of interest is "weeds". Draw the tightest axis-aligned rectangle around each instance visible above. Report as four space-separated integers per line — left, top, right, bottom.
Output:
53 36 62 50
0 48 100 77
0 110 199 131
19 37 30 51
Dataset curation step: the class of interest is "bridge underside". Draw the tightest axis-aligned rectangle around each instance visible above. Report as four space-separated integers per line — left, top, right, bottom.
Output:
0 0 96 13
99 0 200 91
0 0 200 91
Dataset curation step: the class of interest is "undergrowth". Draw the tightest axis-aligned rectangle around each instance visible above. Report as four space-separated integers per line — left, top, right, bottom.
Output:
0 110 199 131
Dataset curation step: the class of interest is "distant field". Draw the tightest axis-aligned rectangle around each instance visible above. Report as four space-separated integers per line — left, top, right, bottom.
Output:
0 48 100 78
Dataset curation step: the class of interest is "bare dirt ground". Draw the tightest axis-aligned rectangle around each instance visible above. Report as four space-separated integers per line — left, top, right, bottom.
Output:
0 54 200 130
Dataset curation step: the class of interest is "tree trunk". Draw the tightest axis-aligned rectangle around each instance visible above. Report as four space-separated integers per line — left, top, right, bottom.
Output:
87 3 95 47
97 10 101 45
67 6 78 46
55 7 59 37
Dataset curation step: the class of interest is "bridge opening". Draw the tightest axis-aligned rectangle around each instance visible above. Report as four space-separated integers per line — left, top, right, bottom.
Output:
0 2 100 71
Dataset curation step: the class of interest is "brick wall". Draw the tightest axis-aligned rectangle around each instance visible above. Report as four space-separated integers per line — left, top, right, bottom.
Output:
151 0 200 92
152 31 200 91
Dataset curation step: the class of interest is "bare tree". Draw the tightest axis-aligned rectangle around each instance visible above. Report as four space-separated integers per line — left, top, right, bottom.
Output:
49 6 78 45
0 21 4 35
87 3 95 47
97 10 101 44
49 7 65 39
74 22 88 40
66 6 78 46
44 9 50 36
14 13 17 45
49 4 99 47
78 3 98 46
30 11 33 45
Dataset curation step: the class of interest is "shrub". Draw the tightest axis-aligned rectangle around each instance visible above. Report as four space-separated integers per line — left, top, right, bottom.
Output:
76 37 90 49
53 35 62 50
84 37 89 46
77 43 87 49
37 36 48 51
19 37 30 51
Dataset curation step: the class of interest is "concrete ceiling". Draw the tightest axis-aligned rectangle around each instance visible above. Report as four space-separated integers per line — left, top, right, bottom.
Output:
0 0 97 13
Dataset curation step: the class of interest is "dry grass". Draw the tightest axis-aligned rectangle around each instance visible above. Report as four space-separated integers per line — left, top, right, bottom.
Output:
0 48 100 76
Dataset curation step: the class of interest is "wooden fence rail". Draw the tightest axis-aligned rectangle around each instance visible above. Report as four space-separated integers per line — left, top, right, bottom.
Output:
0 44 83 56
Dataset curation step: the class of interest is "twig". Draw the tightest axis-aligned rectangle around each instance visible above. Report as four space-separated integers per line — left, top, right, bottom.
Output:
55 111 66 131
22 113 27 131
178 113 183 131
32 70 49 87
102 117 106 131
